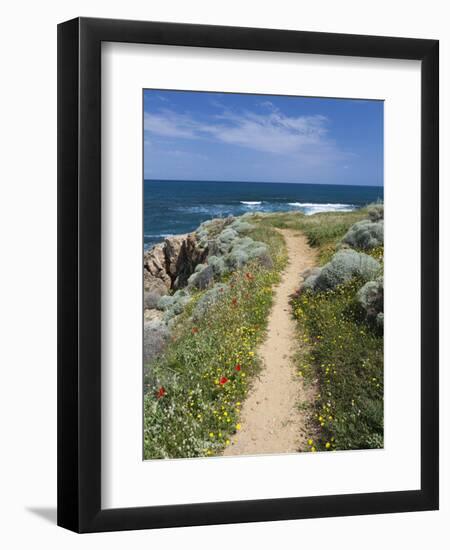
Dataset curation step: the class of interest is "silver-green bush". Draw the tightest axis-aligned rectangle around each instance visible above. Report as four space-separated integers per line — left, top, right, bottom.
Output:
304 249 381 292
156 294 175 311
357 277 384 323
157 289 192 320
367 203 384 222
342 219 384 250
207 255 229 278
192 283 228 322
301 267 322 291
224 237 270 270
230 220 254 233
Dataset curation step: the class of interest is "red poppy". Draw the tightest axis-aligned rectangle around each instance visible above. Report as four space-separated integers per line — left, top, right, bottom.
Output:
219 376 229 385
232 297 238 306
235 364 241 372
191 327 199 334
156 386 166 399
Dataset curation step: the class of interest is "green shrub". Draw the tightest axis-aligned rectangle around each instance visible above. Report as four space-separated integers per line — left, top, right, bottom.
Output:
192 283 228 322
158 289 192 320
225 237 271 270
207 255 229 278
230 220 254 233
342 219 384 250
367 203 384 222
304 249 381 292
357 277 384 326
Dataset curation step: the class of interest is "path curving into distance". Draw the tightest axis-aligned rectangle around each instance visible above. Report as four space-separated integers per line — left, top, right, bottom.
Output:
223 229 317 457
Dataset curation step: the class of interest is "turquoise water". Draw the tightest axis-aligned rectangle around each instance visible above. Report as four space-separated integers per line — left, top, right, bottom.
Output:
144 179 383 249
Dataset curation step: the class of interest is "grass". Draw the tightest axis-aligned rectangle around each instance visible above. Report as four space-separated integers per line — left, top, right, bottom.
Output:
143 221 287 459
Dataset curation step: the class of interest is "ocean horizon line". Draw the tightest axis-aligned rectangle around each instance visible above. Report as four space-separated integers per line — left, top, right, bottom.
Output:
144 178 384 189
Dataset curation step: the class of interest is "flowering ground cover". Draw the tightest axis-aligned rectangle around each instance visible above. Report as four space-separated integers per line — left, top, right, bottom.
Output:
143 223 287 459
278 209 385 452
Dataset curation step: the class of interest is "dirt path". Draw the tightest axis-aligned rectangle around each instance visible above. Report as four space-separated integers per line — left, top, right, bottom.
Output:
223 229 317 457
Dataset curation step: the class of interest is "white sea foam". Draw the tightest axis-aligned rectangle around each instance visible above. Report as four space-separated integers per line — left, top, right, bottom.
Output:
240 201 262 207
287 202 355 215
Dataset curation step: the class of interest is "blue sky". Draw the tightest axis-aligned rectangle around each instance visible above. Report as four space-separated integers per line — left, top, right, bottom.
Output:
143 90 383 186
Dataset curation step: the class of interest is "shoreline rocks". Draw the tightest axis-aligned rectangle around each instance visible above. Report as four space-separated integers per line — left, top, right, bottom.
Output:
144 233 208 293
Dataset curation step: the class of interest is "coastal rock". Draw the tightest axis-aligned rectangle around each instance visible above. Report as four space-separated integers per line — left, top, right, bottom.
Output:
143 233 207 292
187 264 214 290
172 234 208 289
144 308 164 322
144 289 166 310
164 235 186 278
144 243 171 290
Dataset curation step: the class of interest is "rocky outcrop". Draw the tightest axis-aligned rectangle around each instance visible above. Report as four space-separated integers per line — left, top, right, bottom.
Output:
143 214 272 364
144 243 172 291
172 234 208 289
143 233 208 293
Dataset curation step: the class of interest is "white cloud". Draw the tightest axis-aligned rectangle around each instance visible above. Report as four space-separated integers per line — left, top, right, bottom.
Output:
144 106 349 161
144 111 199 139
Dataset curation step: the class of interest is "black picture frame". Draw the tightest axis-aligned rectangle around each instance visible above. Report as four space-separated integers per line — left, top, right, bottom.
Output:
57 17 439 533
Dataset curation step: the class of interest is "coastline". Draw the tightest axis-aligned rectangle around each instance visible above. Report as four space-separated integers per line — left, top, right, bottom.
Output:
143 179 384 250
143 205 384 458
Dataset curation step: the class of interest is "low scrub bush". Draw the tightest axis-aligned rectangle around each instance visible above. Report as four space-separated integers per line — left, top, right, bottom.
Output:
230 220 254 233
357 277 384 328
192 283 228 322
303 249 381 292
367 203 384 222
225 237 272 271
157 289 192 321
207 255 229 278
342 219 384 250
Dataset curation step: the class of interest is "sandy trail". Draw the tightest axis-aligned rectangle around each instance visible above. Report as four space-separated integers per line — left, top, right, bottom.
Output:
223 229 317 457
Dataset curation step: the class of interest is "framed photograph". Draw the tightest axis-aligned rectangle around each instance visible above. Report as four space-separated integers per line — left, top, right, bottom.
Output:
57 17 439 532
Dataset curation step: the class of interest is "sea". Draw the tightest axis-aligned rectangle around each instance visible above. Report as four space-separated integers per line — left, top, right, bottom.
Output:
144 180 384 250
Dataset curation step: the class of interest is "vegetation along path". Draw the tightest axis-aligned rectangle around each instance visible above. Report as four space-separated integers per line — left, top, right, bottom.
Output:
224 228 317 456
